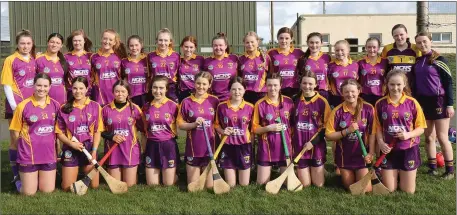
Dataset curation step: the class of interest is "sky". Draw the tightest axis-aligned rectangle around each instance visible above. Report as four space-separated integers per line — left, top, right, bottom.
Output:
1 1 456 42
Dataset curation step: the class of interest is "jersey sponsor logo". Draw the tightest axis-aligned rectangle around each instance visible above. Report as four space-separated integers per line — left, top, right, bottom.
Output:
180 74 194 81
73 69 89 76
29 115 38 122
150 124 167 132
69 115 76 122
156 72 171 78
279 70 294 77
96 63 102 69
339 121 347 128
24 78 34 88
124 68 131 74
76 125 89 134
347 132 362 141
297 121 314 130
332 72 339 78
367 79 381 86
130 77 146 85
316 74 325 81
101 71 117 80
232 127 245 136
34 125 54 136
244 74 259 81
51 77 63 85
387 124 407 135
213 73 232 80
19 69 26 76
392 65 412 72
114 129 130 136
197 120 212 129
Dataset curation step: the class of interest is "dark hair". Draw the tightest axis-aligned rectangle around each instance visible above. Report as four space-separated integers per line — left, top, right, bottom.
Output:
66 29 93 52
180 35 198 48
228 76 246 91
414 31 432 41
195 71 213 85
34 72 52 85
339 79 363 121
212 32 230 54
112 80 134 113
304 32 322 59
102 29 128 59
276 27 294 48
296 70 318 101
15 29 36 59
385 69 412 96
151 75 169 91
266 72 284 109
62 76 89 114
47 33 69 74
391 24 410 43
127 35 145 54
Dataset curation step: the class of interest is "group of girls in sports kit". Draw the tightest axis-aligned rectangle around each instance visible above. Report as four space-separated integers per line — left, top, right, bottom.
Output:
2 23 454 196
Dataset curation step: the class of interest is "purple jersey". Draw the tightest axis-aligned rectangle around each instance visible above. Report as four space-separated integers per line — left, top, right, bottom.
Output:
252 96 294 162
64 51 93 90
414 51 445 97
148 49 180 83
268 48 304 90
302 52 331 91
178 54 204 91
292 93 331 160
325 102 375 168
358 56 387 96
1 52 36 105
238 51 270 93
143 98 178 142
56 99 104 143
328 59 359 96
91 50 122 106
374 94 426 150
204 53 239 101
177 94 219 158
215 100 254 145
35 53 66 105
102 102 144 166
121 54 149 97
9 96 60 164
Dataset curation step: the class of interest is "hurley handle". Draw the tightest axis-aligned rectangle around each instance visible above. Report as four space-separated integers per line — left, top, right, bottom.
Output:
374 141 395 168
293 145 309 164
202 123 214 159
99 144 119 166
213 136 228 159
275 117 290 158
355 130 368 157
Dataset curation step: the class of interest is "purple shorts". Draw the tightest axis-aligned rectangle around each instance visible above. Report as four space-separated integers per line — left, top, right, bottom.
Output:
61 141 93 167
186 156 210 167
280 87 298 99
317 90 329 101
244 91 266 105
131 94 147 108
335 145 369 170
166 83 179 103
144 138 179 169
417 95 448 120
107 164 138 169
257 160 287 167
178 89 192 103
328 94 343 109
219 144 252 170
361 94 382 107
19 163 57 173
297 158 325 169
381 144 421 171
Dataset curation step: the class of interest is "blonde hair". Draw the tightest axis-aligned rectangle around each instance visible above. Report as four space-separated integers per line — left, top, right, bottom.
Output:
243 31 267 69
156 28 174 48
102 29 127 59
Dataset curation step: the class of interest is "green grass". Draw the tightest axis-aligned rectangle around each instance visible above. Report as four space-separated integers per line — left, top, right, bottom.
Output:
1 137 456 215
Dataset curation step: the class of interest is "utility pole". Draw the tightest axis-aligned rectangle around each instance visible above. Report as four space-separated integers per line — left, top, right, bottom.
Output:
323 1 326 14
270 1 274 44
416 1 429 33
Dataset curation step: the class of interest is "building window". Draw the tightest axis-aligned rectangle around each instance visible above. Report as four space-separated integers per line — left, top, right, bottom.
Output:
322 34 330 44
431 32 452 43
369 33 382 44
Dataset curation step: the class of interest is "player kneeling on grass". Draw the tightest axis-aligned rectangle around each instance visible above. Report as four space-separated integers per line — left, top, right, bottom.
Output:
56 76 104 191
325 79 375 191
292 71 331 187
214 77 254 187
101 80 145 187
9 73 60 195
178 71 219 188
374 69 426 194
143 75 180 186
252 73 294 185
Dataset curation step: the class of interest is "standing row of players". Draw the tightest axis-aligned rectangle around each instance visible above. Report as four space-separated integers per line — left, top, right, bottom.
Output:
2 24 454 196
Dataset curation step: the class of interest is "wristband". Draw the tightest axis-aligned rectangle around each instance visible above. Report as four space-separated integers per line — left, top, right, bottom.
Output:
92 147 97 151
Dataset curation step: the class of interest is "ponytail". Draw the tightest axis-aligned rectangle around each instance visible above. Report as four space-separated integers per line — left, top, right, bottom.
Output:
114 41 128 59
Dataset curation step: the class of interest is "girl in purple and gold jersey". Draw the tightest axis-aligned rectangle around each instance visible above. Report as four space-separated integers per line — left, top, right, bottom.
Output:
252 73 294 185
292 71 331 187
91 29 128 107
414 32 454 179
56 76 104 191
102 80 145 187
64 29 93 99
325 79 375 191
177 36 204 102
1 30 37 191
121 35 149 108
358 37 388 106
215 77 254 187
148 28 180 103
10 73 60 196
143 76 179 186
239 31 270 104
298 32 331 100
204 32 239 101
375 69 426 194
267 27 304 98
177 71 219 187
328 40 359 109
36 33 68 105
